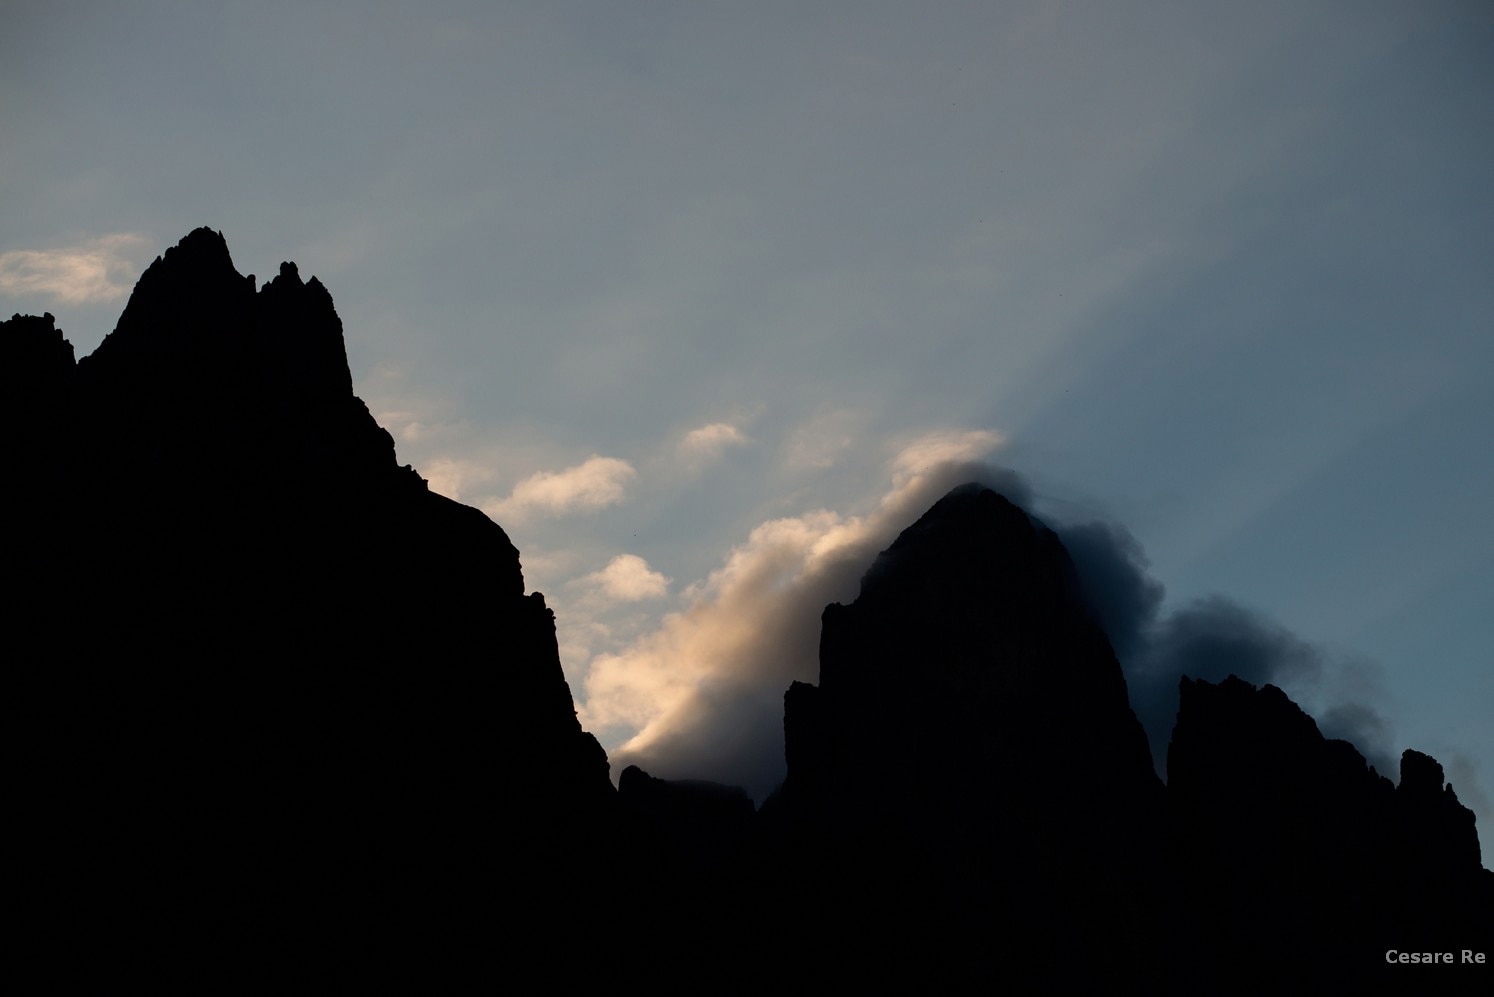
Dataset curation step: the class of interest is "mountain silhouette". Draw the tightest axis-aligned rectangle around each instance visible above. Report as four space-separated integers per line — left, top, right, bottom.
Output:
764 484 1169 986
6 229 612 973
6 230 1487 989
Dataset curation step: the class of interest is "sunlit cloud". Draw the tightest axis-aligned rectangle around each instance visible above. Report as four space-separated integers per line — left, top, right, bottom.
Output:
418 455 497 502
679 422 749 463
484 455 635 522
582 554 670 602
890 429 1006 488
0 234 149 304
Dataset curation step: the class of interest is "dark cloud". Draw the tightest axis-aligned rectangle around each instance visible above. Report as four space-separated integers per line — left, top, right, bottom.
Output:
1054 523 1403 782
1129 596 1321 772
1140 595 1322 687
1446 754 1492 837
1057 519 1164 660
1318 702 1395 776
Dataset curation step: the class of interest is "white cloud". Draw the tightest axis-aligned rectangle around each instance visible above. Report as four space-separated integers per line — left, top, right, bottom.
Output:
579 429 1009 797
484 455 635 523
0 234 148 304
890 429 1006 488
679 422 749 463
583 554 670 602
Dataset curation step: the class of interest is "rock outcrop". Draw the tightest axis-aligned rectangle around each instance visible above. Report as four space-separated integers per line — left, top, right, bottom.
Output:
1168 675 1492 992
769 484 1168 988
6 229 612 966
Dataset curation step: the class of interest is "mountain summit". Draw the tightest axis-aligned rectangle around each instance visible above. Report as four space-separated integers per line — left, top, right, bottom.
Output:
770 484 1168 986
7 228 611 966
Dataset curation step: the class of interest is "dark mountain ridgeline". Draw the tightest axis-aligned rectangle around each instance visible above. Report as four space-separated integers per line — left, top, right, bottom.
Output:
6 230 1487 989
1167 676 1490 991
6 229 612 967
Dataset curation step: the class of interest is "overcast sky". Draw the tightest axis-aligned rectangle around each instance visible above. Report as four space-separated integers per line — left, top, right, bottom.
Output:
4 0 1490 860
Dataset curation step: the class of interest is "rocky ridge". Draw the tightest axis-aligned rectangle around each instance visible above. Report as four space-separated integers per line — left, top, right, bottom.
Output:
7 229 612 965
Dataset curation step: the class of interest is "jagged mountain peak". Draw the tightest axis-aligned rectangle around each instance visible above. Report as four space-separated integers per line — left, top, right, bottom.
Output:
82 229 346 389
178 224 231 251
75 229 360 465
1 310 73 382
82 226 254 375
11 229 616 973
135 225 235 276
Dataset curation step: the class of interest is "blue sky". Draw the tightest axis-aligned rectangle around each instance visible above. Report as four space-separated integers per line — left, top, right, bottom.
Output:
4 1 1490 860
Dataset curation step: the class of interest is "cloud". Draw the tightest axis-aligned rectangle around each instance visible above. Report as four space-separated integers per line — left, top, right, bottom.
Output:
1121 596 1323 772
417 455 497 502
0 234 148 304
1057 520 1165 660
583 554 670 602
1446 754 1491 838
890 429 1006 488
1055 521 1399 779
679 423 748 463
1141 596 1321 690
484 455 635 523
581 428 1011 799
1318 701 1394 775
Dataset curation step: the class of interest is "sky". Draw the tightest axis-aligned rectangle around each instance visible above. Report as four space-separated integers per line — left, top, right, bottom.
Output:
4 0 1490 861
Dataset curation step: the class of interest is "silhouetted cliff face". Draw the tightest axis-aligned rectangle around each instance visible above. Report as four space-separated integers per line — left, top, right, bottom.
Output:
6 229 611 959
1168 675 1492 992
772 484 1167 987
